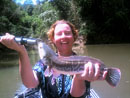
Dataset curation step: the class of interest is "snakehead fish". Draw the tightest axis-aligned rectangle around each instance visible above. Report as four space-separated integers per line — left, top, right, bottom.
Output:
38 42 121 87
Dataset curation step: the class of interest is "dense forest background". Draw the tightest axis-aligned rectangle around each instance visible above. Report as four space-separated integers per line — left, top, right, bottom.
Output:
0 0 130 44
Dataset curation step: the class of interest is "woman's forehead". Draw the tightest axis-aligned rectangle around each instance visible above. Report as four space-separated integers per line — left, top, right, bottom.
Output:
54 24 71 33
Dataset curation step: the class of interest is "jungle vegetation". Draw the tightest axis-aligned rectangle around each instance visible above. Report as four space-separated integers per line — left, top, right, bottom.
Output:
0 0 130 44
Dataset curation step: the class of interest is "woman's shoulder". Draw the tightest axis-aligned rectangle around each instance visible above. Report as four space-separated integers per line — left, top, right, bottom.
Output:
33 60 47 72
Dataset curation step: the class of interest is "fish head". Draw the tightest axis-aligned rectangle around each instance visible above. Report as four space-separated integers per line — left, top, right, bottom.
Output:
41 57 50 65
38 42 56 60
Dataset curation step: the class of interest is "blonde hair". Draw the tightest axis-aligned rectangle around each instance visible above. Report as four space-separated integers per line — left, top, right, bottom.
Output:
47 20 78 42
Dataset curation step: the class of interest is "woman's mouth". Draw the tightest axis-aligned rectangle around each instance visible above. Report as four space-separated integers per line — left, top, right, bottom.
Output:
61 41 69 45
61 42 68 44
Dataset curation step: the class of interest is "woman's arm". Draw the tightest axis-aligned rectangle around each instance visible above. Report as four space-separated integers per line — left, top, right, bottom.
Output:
18 47 39 88
0 33 39 88
70 75 86 97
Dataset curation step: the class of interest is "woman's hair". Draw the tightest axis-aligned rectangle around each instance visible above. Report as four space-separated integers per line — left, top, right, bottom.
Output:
47 20 78 42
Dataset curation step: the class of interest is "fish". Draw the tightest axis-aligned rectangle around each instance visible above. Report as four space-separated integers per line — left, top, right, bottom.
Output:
38 42 121 87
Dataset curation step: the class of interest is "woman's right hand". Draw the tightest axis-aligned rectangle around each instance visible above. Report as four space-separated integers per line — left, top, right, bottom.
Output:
0 33 26 53
0 33 39 88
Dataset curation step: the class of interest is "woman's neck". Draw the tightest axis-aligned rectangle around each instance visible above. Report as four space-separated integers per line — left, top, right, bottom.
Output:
58 50 73 56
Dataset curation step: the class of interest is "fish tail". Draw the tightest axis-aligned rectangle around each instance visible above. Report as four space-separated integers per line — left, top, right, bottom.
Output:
105 68 121 87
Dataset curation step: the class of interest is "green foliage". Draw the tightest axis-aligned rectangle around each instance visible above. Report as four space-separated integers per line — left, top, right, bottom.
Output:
31 1 59 38
50 0 70 20
75 0 130 44
0 0 130 44
0 0 31 36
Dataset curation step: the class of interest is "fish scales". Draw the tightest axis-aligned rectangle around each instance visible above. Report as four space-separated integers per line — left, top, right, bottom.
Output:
49 56 104 73
49 56 85 72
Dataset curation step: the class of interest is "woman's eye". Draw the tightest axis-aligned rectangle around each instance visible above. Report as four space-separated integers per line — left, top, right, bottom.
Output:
56 32 62 36
56 31 72 36
57 33 62 36
65 32 72 35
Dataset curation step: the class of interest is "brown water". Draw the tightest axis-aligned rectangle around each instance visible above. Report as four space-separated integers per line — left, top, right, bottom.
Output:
0 50 39 98
84 44 130 98
0 44 130 98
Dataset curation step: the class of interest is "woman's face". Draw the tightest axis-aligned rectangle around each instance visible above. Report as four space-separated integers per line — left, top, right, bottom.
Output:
53 23 74 56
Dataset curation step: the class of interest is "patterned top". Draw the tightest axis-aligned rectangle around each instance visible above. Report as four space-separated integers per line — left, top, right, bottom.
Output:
33 60 91 98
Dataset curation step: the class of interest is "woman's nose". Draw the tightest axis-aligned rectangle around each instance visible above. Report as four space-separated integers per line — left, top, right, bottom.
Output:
61 32 66 38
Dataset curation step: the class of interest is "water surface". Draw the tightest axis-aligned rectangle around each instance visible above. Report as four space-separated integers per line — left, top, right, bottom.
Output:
85 44 130 98
0 44 130 98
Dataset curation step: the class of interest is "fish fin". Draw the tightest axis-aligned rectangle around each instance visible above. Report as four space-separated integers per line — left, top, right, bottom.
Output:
44 66 52 77
106 68 121 87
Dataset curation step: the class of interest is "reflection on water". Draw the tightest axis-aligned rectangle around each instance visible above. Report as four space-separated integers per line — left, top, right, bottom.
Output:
0 44 130 98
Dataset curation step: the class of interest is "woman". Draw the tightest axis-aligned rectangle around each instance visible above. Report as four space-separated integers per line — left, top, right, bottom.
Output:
0 20 107 98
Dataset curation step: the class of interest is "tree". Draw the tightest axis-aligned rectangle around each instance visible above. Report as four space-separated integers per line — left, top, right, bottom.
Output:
31 1 59 38
75 0 130 44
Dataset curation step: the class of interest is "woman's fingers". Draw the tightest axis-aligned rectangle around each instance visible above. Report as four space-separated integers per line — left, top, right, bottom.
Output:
94 63 100 80
0 33 25 52
1 33 14 42
0 33 15 48
74 60 108 82
88 62 94 78
81 62 95 81
81 62 107 82
81 62 89 77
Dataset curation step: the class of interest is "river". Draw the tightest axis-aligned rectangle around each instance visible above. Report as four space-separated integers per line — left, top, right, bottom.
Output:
0 44 130 98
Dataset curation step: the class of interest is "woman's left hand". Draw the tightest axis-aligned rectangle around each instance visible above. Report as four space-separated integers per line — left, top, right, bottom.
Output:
75 62 107 82
70 62 107 97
